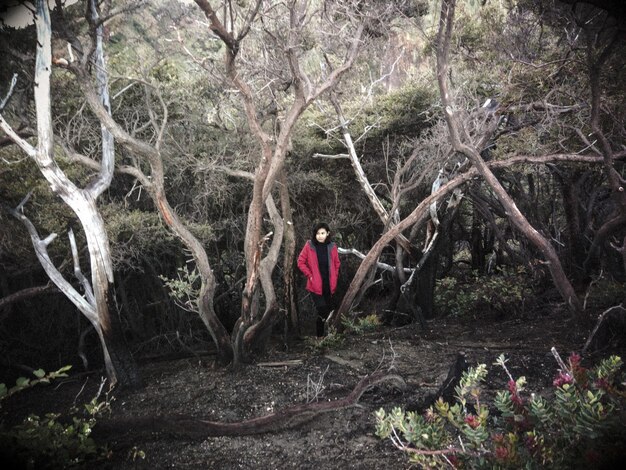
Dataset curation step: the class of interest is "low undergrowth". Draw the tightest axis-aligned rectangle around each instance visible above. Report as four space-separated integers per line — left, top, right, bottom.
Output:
305 314 383 352
434 268 533 317
0 367 112 469
375 351 625 469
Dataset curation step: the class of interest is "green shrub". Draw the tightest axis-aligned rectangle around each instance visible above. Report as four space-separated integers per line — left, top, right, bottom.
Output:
0 368 112 468
435 268 532 316
159 265 201 313
0 366 71 401
1 412 101 468
305 327 345 351
375 353 625 469
342 314 382 334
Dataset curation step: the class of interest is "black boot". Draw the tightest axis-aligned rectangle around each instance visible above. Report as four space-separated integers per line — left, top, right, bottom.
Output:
316 315 325 337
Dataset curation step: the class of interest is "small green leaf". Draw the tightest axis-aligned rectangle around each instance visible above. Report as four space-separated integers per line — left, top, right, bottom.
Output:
16 377 30 387
33 369 46 379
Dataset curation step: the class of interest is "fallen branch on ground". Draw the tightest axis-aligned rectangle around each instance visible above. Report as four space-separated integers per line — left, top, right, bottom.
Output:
582 304 626 355
94 370 405 441
257 359 303 368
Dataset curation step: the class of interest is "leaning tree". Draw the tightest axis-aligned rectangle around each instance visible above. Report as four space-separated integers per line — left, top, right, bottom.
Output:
333 0 622 325
435 0 582 315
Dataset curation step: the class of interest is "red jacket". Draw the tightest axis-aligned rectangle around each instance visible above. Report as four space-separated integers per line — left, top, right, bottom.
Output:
297 241 340 296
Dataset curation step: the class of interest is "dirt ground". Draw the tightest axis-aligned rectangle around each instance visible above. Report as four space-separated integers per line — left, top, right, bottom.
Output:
2 306 620 469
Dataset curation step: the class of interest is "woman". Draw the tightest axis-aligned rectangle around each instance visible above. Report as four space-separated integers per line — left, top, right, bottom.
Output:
297 223 341 337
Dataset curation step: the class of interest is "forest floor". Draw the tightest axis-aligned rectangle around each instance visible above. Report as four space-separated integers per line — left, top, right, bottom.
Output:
2 303 624 469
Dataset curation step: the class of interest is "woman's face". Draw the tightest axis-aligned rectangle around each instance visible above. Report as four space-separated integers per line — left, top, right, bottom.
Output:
315 228 329 243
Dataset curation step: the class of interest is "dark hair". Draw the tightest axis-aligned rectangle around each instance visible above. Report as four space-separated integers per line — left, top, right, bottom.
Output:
311 222 331 242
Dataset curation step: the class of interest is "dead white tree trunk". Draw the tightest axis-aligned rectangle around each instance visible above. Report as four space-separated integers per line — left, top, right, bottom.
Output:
321 92 415 259
0 0 139 387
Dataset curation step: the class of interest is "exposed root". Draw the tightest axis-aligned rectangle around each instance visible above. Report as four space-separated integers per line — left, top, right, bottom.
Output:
95 371 405 442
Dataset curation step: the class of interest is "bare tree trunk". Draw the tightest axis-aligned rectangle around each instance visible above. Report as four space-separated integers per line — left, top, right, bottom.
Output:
153 189 234 364
583 26 626 274
195 0 365 363
0 0 140 387
234 193 285 363
435 0 582 317
280 171 299 336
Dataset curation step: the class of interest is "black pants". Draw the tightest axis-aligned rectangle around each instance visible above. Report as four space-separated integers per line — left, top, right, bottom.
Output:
312 291 334 337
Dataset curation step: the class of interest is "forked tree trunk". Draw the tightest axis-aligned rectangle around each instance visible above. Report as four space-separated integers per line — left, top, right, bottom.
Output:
195 0 365 363
9 201 138 387
0 0 140 387
234 193 284 363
